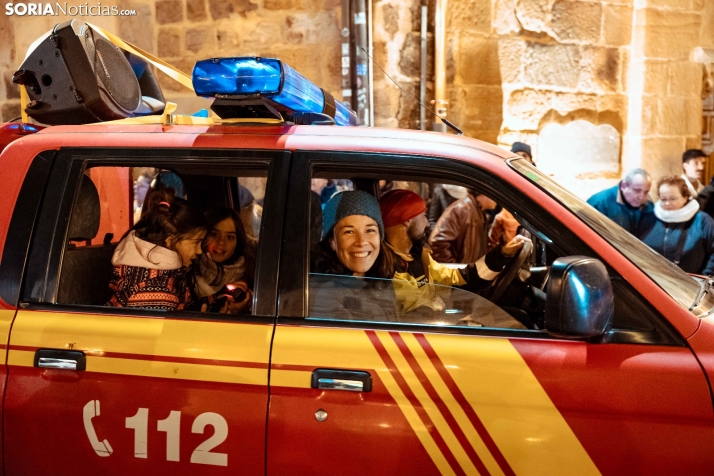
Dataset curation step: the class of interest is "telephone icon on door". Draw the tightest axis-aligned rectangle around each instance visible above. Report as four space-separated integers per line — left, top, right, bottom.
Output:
83 400 113 457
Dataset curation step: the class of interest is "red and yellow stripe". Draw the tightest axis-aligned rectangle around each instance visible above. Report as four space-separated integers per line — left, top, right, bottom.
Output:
7 309 272 385
271 326 600 476
8 310 601 475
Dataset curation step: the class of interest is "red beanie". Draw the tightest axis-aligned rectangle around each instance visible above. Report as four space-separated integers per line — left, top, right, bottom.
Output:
379 189 427 229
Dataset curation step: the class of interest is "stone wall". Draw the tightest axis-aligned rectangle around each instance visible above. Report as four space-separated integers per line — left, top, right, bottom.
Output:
363 0 636 196
0 0 343 118
624 0 714 188
372 0 433 129
442 0 632 196
2 0 714 198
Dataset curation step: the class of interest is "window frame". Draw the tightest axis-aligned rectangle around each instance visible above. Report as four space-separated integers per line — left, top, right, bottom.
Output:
20 147 290 320
277 150 682 346
0 150 56 307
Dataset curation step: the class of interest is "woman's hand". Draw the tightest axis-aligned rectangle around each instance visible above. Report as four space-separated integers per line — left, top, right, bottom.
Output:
501 234 531 257
219 281 252 314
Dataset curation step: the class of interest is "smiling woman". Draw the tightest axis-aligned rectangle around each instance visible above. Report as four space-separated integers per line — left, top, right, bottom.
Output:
310 190 398 321
313 190 393 278
639 175 714 276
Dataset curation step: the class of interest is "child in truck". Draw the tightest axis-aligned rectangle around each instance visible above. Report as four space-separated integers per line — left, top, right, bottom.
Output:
107 189 207 310
193 206 255 314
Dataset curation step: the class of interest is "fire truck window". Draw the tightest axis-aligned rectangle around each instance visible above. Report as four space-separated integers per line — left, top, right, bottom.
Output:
56 165 267 315
306 175 540 330
305 170 671 341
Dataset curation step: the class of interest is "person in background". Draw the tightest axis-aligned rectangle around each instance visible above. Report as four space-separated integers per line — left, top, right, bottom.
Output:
428 184 468 229
108 189 207 310
132 169 155 223
238 184 262 239
194 206 255 314
682 149 707 197
697 175 714 218
379 189 529 315
489 143 535 248
586 168 653 235
510 141 533 162
639 175 714 276
320 180 338 204
429 188 498 263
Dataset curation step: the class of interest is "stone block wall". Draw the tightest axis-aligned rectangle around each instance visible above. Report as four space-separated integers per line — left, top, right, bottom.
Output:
442 0 714 197
624 0 713 189
0 0 343 118
1 0 714 198
372 0 433 129
442 0 633 196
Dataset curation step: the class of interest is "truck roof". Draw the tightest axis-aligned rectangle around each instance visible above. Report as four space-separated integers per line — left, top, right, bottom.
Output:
29 123 514 161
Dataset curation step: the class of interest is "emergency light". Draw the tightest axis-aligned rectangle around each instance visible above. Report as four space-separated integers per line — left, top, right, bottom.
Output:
192 57 358 126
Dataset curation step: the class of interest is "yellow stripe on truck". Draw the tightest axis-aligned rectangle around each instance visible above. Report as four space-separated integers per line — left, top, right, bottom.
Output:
271 325 385 369
427 333 600 476
9 310 271 363
377 331 479 476
401 332 505 476
374 352 456 476
91 356 267 385
0 309 15 343
271 326 456 475
7 349 33 367
269 369 312 388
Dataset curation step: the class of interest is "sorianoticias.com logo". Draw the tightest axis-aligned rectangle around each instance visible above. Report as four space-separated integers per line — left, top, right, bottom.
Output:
5 3 137 15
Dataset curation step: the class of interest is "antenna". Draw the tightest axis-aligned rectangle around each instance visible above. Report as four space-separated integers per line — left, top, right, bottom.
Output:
360 46 463 135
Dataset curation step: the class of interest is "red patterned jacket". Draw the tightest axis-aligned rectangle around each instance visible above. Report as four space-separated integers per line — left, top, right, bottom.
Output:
107 231 195 310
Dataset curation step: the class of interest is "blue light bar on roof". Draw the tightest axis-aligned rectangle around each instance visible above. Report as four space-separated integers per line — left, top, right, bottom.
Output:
192 57 358 126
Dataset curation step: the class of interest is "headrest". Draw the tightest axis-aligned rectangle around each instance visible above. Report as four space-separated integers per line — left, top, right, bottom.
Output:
68 174 100 241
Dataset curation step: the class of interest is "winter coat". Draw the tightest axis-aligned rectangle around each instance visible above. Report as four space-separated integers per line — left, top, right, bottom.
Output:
428 186 459 228
429 194 488 264
107 231 195 310
587 183 654 235
697 177 714 218
388 242 510 314
639 201 714 276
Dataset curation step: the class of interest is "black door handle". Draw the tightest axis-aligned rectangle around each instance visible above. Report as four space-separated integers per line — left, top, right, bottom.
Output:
34 349 86 371
311 369 372 392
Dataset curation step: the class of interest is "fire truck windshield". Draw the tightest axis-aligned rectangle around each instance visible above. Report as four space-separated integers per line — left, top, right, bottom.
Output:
509 157 708 316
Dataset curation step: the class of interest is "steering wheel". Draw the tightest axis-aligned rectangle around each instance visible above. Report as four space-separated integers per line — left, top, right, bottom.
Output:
489 241 533 303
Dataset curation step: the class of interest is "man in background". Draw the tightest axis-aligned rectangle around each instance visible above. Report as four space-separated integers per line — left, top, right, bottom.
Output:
587 168 653 235
682 149 707 197
429 188 498 263
511 141 533 163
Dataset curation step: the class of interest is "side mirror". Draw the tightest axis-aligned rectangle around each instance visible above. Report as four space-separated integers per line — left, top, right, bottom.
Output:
545 256 613 338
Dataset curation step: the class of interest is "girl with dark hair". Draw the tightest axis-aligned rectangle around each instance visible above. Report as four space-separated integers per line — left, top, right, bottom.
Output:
107 188 207 310
194 206 256 314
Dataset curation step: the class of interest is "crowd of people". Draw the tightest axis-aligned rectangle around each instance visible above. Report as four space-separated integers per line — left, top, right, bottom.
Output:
105 155 532 319
587 148 714 276
309 186 530 321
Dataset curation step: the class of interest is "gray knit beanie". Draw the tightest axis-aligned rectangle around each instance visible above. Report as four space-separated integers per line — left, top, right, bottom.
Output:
322 190 384 239
511 142 532 158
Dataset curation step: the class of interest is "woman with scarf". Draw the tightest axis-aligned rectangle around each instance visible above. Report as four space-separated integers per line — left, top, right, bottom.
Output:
639 175 714 276
194 206 256 313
